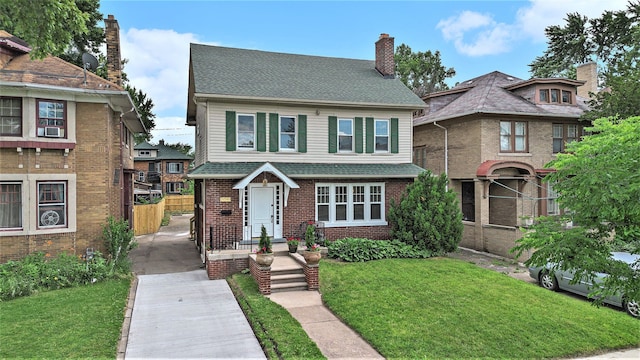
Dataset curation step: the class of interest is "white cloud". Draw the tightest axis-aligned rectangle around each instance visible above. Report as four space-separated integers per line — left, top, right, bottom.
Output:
516 0 630 42
437 11 516 56
437 0 630 56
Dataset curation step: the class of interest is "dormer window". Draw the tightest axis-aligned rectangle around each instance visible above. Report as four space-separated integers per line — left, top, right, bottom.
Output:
539 88 573 105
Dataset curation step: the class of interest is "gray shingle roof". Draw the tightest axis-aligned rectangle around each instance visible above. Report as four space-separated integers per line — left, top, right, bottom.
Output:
414 71 588 126
189 43 425 108
188 162 424 179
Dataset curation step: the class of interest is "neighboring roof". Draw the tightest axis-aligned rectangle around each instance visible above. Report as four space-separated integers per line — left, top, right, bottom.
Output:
0 31 145 134
187 43 425 115
188 162 425 179
414 71 589 126
134 141 193 161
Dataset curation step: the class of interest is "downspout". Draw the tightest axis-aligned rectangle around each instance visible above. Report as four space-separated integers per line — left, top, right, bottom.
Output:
432 121 448 189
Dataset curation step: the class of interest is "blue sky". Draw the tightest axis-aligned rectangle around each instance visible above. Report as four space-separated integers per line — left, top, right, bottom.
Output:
98 0 629 148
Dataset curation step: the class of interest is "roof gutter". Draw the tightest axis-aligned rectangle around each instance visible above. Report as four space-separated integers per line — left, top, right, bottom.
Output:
432 121 448 189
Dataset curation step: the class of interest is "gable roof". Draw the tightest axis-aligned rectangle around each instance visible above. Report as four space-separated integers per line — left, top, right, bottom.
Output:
134 141 193 161
187 43 425 117
414 71 589 126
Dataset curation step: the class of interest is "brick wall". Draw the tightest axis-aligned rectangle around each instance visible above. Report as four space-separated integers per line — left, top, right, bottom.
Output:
206 256 248 280
249 256 271 294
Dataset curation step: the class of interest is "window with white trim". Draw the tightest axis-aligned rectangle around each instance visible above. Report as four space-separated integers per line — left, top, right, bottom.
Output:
167 162 183 174
546 182 560 216
138 150 151 156
280 115 296 150
0 182 22 229
36 99 66 138
375 119 389 152
237 114 255 149
38 182 66 228
166 182 184 194
138 171 145 182
0 97 22 136
338 118 353 152
316 183 386 225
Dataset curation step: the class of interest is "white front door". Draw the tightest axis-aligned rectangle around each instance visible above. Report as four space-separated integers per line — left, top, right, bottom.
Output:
251 186 274 238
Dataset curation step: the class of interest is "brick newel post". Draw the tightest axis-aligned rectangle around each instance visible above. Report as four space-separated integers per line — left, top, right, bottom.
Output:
303 262 319 290
249 256 272 295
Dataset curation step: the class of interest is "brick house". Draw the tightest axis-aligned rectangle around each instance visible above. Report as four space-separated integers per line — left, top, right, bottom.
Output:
0 16 146 262
186 34 425 258
412 64 596 260
134 140 193 198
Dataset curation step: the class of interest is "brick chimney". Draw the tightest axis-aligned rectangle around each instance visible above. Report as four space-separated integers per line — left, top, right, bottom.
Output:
375 33 395 78
576 62 597 99
104 15 122 86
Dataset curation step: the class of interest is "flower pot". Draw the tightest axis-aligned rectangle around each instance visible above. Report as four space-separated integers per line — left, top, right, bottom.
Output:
256 253 274 267
303 251 321 265
288 243 298 253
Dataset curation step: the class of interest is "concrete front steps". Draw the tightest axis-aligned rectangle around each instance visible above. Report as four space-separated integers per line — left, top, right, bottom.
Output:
270 250 308 293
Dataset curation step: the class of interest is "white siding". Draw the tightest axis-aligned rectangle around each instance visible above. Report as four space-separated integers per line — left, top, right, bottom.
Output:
205 102 413 164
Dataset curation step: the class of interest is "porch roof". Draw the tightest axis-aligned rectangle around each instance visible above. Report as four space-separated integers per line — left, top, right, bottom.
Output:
188 162 425 179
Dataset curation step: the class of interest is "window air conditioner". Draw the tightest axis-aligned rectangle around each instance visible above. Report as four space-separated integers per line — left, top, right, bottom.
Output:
44 127 62 138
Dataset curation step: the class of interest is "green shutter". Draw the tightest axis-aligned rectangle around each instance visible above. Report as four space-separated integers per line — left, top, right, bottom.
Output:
225 111 236 151
256 112 266 152
298 115 307 153
269 113 279 152
328 116 337 153
354 117 363 153
365 117 374 153
391 117 399 153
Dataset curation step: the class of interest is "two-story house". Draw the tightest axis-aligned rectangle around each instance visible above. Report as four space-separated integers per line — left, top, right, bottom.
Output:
134 140 193 198
186 34 426 256
412 64 596 260
0 16 146 262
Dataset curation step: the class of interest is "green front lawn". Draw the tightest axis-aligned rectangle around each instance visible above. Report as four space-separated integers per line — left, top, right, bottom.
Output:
0 278 131 359
320 258 640 359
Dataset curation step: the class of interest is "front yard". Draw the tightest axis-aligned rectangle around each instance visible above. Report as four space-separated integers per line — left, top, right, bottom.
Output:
320 257 640 359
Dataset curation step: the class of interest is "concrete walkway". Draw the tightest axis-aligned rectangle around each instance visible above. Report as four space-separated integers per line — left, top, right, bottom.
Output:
121 213 639 360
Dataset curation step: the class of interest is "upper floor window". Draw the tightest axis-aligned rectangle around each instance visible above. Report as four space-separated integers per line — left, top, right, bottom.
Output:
539 88 573 104
166 182 184 194
36 99 66 138
553 123 585 153
500 121 528 153
280 115 296 151
0 97 22 136
139 150 151 156
0 182 22 229
38 182 66 228
375 119 389 152
167 162 183 174
138 171 145 182
413 146 427 168
338 118 353 152
237 114 255 150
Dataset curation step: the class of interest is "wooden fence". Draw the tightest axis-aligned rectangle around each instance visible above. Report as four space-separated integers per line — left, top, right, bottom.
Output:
133 197 165 236
164 194 194 213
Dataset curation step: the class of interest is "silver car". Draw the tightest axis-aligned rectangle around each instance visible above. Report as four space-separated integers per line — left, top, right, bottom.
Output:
529 252 640 318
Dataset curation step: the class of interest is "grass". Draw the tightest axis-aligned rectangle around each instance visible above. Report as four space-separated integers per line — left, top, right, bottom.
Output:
0 277 131 359
320 257 640 359
228 273 325 359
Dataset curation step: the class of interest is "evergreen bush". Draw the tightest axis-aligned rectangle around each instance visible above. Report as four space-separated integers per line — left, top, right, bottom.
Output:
388 171 463 254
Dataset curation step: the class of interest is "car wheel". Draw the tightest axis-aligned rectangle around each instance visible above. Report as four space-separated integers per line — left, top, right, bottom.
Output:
623 298 640 318
539 270 559 291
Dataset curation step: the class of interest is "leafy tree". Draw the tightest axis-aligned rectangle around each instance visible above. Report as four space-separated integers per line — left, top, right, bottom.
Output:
0 0 89 59
513 116 640 305
394 44 456 97
388 171 463 254
127 85 156 143
529 1 639 78
57 0 105 67
529 1 640 119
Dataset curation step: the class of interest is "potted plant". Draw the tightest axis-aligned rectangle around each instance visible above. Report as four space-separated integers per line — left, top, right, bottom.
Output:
303 224 321 265
286 237 300 253
255 225 274 266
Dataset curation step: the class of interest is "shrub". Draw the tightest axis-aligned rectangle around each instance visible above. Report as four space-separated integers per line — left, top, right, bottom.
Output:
327 238 432 262
257 224 272 254
0 252 112 301
388 171 463 254
102 216 137 274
